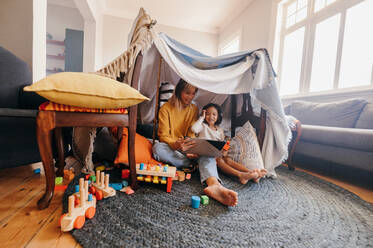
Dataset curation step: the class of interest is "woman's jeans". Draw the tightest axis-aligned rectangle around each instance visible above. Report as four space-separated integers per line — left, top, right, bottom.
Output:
152 142 220 184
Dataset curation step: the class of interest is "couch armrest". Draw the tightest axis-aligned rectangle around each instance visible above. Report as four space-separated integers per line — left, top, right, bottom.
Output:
0 108 38 118
17 84 47 109
301 124 373 152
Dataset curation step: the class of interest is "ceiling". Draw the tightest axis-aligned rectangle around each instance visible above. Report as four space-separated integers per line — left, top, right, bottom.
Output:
48 0 255 34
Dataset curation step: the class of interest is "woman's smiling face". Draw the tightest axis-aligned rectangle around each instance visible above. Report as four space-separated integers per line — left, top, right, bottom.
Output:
180 86 197 106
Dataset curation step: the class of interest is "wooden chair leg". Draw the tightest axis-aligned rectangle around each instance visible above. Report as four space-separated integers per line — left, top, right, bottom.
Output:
54 127 65 177
36 113 56 210
128 106 138 190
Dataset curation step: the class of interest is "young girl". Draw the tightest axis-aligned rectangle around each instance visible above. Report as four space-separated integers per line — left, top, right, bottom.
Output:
191 103 266 184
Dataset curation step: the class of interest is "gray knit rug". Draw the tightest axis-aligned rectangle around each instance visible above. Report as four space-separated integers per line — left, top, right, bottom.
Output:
63 166 373 248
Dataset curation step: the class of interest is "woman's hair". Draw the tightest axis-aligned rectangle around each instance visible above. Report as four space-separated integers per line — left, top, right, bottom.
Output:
169 78 198 109
202 103 223 126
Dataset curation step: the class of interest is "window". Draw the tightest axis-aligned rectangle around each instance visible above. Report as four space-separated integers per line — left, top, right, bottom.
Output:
274 0 373 96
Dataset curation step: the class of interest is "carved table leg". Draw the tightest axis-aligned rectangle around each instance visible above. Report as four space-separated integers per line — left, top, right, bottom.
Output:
36 112 56 210
54 127 65 177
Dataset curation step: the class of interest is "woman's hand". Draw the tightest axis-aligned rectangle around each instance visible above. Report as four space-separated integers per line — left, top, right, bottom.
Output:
186 153 199 159
174 137 196 152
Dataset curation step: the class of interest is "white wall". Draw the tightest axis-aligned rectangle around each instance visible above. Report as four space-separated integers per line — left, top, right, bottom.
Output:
33 0 47 82
101 15 218 67
0 0 33 68
47 4 84 41
219 0 273 55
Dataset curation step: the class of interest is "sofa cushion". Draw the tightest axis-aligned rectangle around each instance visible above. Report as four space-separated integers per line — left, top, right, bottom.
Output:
300 124 373 152
288 99 367 128
355 102 373 129
24 72 149 109
294 141 373 173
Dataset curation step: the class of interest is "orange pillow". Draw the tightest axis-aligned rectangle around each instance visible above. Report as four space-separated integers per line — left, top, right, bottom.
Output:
114 128 162 165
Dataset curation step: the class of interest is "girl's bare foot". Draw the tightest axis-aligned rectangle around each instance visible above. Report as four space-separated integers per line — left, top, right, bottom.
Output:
238 171 259 184
204 184 238 206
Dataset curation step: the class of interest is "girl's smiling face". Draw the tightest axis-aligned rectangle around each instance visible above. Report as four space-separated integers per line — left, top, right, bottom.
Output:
205 106 218 128
180 86 197 106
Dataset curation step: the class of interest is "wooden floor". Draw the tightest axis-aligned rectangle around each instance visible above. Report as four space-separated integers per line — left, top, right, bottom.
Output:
1 162 372 248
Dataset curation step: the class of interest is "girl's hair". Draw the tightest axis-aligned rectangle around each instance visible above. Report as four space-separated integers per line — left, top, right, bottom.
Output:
202 103 223 126
169 78 198 109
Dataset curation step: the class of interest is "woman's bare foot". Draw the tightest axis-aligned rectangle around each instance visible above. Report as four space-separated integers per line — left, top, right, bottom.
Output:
204 184 238 206
237 171 259 184
253 169 268 183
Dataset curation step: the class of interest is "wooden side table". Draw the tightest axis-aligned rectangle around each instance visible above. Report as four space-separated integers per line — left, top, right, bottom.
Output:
36 111 138 209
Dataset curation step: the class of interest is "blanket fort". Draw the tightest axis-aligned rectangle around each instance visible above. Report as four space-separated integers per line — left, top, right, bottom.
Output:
94 8 291 177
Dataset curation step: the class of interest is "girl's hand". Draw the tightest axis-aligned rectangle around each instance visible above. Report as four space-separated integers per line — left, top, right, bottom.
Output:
202 109 206 119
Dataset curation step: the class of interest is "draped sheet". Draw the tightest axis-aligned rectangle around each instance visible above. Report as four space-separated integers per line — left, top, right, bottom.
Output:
95 8 291 177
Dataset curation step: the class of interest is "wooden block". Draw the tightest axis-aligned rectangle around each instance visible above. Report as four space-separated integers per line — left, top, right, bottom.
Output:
121 169 130 179
178 171 185 181
55 177 63 185
95 166 105 171
54 185 67 191
200 195 209 205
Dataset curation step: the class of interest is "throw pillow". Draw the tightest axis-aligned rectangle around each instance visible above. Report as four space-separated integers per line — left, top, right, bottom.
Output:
24 72 149 109
228 121 264 170
114 127 162 165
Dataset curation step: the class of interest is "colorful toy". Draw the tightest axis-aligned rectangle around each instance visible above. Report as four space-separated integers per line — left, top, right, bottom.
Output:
60 178 96 232
91 170 116 199
223 140 230 151
89 175 96 183
122 169 130 179
120 186 135 195
55 176 63 185
200 195 209 205
109 183 123 191
64 169 75 181
95 165 105 171
177 171 185 181
33 168 41 174
191 196 201 209
136 163 176 193
54 184 67 191
122 180 128 187
186 173 191 180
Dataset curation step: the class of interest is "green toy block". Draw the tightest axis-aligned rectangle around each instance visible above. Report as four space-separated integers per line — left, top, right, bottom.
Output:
89 175 96 183
200 195 209 205
55 176 63 185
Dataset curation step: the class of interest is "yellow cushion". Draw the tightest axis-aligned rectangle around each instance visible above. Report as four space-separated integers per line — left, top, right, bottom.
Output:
24 72 149 109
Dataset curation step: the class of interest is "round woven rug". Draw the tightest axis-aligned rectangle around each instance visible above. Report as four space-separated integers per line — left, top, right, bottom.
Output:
63 166 373 248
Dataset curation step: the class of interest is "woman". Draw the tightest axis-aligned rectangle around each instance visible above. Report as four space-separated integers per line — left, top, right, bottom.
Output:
153 78 244 207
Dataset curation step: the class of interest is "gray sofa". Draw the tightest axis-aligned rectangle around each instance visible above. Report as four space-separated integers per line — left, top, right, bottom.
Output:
285 98 373 189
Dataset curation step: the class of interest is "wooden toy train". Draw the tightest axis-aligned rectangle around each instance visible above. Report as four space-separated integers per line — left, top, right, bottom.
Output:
136 163 176 192
60 171 116 232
